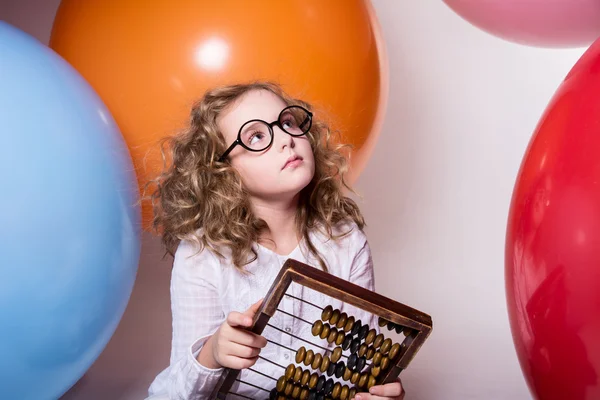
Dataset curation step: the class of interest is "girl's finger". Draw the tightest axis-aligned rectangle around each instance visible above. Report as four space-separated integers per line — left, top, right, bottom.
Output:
367 381 403 397
224 341 262 360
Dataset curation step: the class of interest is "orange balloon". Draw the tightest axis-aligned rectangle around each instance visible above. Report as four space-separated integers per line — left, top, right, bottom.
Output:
50 0 388 229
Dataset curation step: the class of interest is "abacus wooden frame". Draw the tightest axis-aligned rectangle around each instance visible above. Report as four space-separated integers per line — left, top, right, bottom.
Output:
211 259 433 399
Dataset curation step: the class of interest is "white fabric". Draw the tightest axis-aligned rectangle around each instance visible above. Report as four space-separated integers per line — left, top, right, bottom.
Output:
148 222 377 400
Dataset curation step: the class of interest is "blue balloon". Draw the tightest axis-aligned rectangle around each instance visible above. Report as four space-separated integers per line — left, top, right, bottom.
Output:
0 22 141 399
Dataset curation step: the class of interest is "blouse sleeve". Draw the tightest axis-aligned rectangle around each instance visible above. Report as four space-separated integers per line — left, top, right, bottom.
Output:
148 240 226 400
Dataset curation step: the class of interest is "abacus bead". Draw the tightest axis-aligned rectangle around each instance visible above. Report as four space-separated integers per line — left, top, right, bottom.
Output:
373 351 382 366
292 385 301 398
358 343 368 357
351 371 360 384
309 372 319 389
294 366 303 382
395 324 403 334
330 309 340 325
305 349 315 366
285 381 293 396
324 378 334 395
367 375 377 389
358 373 368 388
336 312 348 329
335 361 345 378
321 355 330 373
381 338 392 355
322 305 333 321
316 375 326 392
276 376 286 392
270 388 278 400
366 347 375 360
308 391 317 400
351 320 362 336
277 396 286 400
335 331 345 346
378 317 387 327
320 324 331 340
349 388 357 399
327 327 338 343
371 365 381 377
332 382 341 399
381 356 390 370
340 385 350 400
312 320 323 337
296 347 306 364
301 370 311 385
347 353 357 369
344 315 355 332
342 334 352 350
350 338 360 354
316 394 325 400
404 328 412 337
300 388 309 400
387 321 396 331
327 360 336 376
358 324 369 341
312 352 323 370
286 363 295 379
389 343 401 360
356 356 366 371
332 346 343 363
365 329 377 345
373 334 384 349
343 367 352 381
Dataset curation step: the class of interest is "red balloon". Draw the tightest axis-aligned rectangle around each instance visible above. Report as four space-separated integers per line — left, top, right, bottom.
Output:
506 39 600 399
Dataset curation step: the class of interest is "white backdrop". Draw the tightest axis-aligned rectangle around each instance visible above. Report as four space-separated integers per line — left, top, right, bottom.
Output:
0 1 588 399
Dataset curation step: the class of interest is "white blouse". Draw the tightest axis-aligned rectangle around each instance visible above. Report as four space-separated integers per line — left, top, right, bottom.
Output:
148 222 377 400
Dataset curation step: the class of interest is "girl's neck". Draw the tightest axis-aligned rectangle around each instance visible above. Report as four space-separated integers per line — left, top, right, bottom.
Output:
251 194 300 255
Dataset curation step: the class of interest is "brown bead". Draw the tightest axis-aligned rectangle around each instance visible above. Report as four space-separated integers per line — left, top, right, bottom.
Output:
344 315 355 332
309 372 319 389
312 320 323 336
373 351 382 366
294 366 302 382
330 309 340 325
378 317 387 327
284 381 293 396
335 331 345 346
300 388 309 400
371 365 381 377
358 373 368 388
332 382 341 399
389 343 401 360
351 371 360 384
296 346 306 364
277 396 286 400
320 355 330 373
336 312 348 329
292 384 301 398
276 376 286 392
343 367 352 381
340 385 350 400
367 375 377 389
365 329 377 345
349 388 357 399
373 333 384 349
312 352 323 370
358 343 368 357
380 338 392 355
366 347 375 360
320 323 331 340
381 356 390 370
403 328 412 337
301 370 310 385
304 349 314 366
331 346 342 363
327 327 338 343
285 363 295 379
321 305 333 321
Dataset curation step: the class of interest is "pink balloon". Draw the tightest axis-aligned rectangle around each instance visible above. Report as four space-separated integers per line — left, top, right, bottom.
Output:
443 0 600 48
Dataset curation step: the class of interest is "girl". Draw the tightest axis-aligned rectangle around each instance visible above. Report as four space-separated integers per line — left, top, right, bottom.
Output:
147 82 404 400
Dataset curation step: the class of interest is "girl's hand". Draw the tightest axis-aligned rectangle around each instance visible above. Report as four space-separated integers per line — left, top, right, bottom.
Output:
352 378 405 400
198 298 267 369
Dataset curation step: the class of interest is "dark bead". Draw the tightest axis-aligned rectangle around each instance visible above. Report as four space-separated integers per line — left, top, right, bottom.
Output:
342 334 353 350
327 361 336 376
269 388 278 400
351 320 362 336
348 353 358 370
324 378 334 395
357 356 367 372
358 324 369 341
316 375 326 392
335 361 345 378
350 338 360 353
308 389 317 400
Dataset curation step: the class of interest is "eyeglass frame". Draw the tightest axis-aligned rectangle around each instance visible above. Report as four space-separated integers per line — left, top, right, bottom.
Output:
217 105 313 162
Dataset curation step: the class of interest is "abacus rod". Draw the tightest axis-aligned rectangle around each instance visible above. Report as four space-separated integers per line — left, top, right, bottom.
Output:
227 392 255 399
248 366 278 381
234 378 271 393
266 323 348 359
276 308 313 325
258 354 287 370
284 293 322 310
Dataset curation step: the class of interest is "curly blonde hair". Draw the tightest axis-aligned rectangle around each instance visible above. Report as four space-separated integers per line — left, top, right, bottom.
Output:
149 81 365 272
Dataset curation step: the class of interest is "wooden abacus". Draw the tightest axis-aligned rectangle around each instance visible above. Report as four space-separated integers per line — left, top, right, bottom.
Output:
210 259 433 399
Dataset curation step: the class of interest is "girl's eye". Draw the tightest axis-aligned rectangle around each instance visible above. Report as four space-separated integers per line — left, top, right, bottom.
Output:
248 131 266 145
282 117 296 130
